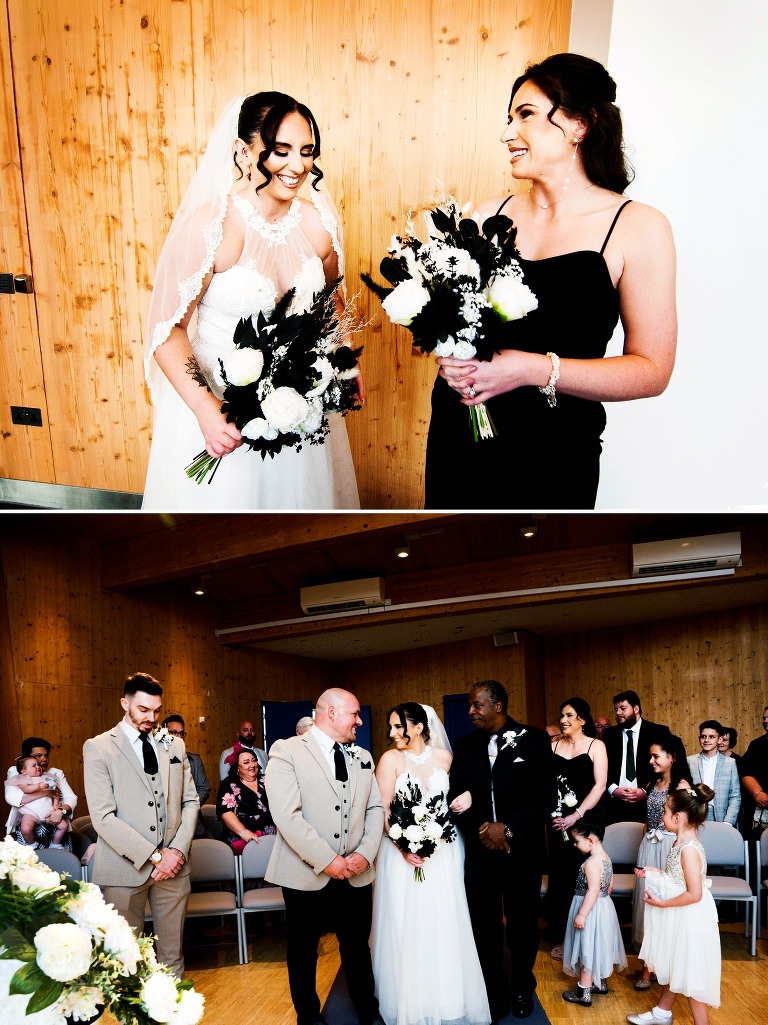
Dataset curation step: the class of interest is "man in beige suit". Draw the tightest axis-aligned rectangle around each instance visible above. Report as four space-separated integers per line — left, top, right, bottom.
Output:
266 688 384 1025
83 672 199 977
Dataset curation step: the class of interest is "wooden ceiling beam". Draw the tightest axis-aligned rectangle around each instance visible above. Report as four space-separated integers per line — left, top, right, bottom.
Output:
102 513 461 590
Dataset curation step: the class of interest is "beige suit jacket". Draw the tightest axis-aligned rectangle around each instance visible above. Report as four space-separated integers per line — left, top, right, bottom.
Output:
265 730 384 891
83 724 199 887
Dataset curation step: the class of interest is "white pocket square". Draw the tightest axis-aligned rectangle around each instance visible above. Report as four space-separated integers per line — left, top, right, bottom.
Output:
514 756 524 763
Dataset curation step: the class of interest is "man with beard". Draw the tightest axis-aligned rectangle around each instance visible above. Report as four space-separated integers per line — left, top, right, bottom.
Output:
83 673 199 976
449 680 554 1021
219 719 267 778
602 690 670 823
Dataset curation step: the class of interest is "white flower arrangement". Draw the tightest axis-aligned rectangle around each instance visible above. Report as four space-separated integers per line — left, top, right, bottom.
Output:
153 727 173 752
387 778 456 882
0 837 204 1023
500 728 527 752
552 774 579 842
343 744 361 760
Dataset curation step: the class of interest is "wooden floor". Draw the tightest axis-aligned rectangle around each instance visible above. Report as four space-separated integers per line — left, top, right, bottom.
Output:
100 918 767 1025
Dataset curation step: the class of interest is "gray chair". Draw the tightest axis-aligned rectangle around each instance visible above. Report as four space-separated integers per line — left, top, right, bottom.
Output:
200 803 224 841
603 821 645 898
698 821 757 955
757 827 768 940
71 815 96 840
36 846 83 882
186 837 245 963
239 834 284 963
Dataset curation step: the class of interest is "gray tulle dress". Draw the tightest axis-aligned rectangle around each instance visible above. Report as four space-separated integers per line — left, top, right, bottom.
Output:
562 855 628 988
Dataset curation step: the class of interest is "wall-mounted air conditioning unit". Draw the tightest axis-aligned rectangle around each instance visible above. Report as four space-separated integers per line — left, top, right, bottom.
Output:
300 577 386 615
631 532 741 577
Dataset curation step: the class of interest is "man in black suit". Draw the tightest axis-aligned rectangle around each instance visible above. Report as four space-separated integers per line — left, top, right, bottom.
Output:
602 690 670 823
449 681 554 1022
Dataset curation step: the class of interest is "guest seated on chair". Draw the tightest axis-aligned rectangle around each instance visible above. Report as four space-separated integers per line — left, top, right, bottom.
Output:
216 747 276 854
5 736 77 849
5 755 70 849
163 714 210 837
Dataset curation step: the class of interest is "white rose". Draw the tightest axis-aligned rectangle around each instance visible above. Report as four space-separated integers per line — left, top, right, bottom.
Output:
423 820 444 839
485 274 538 321
453 340 477 360
140 972 181 1023
11 865 60 893
261 387 310 433
423 241 481 283
381 279 431 326
433 337 456 357
65 883 114 936
102 916 141 975
298 406 324 436
563 794 578 808
168 988 206 1025
388 823 403 840
35 923 92 983
241 417 279 442
59 986 104 1022
404 824 425 844
411 804 429 823
222 347 264 387
306 356 334 398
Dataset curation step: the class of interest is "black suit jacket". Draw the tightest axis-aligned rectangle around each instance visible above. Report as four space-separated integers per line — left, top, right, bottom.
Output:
604 718 671 792
448 717 555 867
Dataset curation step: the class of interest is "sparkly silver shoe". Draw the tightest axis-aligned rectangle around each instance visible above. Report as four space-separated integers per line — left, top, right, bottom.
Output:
562 986 592 1007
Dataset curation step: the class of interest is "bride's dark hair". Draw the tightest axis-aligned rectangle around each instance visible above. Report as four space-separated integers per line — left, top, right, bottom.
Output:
386 702 431 746
235 90 324 193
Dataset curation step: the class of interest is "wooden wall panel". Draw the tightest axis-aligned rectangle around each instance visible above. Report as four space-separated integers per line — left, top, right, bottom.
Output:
0 4 54 482
0 530 335 814
4 0 571 503
543 605 768 757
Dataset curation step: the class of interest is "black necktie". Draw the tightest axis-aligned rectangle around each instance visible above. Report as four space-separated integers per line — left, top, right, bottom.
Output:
140 732 159 774
625 729 635 781
333 742 348 782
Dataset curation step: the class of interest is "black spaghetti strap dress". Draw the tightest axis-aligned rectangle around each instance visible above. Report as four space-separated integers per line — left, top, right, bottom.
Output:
424 200 632 509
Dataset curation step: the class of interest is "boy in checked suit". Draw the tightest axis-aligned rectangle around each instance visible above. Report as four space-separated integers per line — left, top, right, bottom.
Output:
266 688 385 1025
83 672 199 976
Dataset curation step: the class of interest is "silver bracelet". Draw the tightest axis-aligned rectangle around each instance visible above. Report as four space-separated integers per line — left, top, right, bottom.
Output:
539 351 560 408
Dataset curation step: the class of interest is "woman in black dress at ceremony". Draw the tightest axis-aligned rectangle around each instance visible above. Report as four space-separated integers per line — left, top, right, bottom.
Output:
425 53 677 509
216 747 276 854
547 698 607 960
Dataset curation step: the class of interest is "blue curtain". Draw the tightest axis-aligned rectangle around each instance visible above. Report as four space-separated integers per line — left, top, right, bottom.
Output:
263 700 313 751
357 704 372 754
443 693 473 749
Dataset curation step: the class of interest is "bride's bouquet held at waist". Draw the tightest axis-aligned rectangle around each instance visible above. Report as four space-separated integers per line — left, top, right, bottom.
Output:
185 278 362 484
362 195 537 441
387 778 456 882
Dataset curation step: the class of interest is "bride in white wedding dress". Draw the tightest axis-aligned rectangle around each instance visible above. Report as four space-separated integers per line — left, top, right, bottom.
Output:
371 703 490 1025
142 92 360 509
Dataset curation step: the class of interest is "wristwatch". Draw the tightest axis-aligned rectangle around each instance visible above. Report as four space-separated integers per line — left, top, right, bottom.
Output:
149 850 163 865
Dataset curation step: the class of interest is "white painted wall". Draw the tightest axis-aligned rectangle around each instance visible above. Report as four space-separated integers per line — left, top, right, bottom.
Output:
573 0 768 509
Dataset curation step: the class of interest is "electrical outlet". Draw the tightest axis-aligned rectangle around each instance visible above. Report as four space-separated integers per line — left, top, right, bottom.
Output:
0 274 14 294
11 406 43 427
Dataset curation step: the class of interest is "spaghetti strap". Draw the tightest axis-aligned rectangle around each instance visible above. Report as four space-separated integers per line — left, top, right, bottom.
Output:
600 200 632 254
587 739 595 753
496 195 514 216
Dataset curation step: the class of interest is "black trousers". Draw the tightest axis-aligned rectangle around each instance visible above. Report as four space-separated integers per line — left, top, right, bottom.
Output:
464 850 542 1021
282 879 379 1025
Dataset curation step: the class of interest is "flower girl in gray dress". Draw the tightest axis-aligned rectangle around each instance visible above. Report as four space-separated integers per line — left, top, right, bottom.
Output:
561 815 627 1006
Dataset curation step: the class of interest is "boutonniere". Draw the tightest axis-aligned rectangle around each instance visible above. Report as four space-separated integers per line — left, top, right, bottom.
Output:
501 728 526 752
153 726 172 751
344 744 361 760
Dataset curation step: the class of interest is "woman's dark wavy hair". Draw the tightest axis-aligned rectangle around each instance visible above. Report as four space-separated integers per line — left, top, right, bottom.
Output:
647 734 692 792
386 702 431 747
667 783 714 828
235 91 323 193
510 53 633 193
560 696 596 738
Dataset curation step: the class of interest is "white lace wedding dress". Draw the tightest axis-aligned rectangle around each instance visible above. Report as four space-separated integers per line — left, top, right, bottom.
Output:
142 192 359 510
371 747 490 1025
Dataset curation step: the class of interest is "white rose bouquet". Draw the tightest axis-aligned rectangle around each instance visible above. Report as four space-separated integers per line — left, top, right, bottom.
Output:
0 836 204 1023
387 778 456 882
185 277 362 484
362 196 537 441
552 774 579 843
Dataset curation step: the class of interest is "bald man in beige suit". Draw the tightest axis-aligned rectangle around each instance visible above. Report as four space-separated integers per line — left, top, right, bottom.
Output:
84 672 199 977
266 688 384 1025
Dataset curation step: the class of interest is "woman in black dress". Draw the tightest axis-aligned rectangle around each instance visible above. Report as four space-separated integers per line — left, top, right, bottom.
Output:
216 747 276 854
547 697 607 960
425 53 677 509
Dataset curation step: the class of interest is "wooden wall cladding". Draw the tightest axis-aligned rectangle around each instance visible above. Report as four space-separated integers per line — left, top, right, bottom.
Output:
0 532 335 813
3 0 571 504
543 604 768 758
